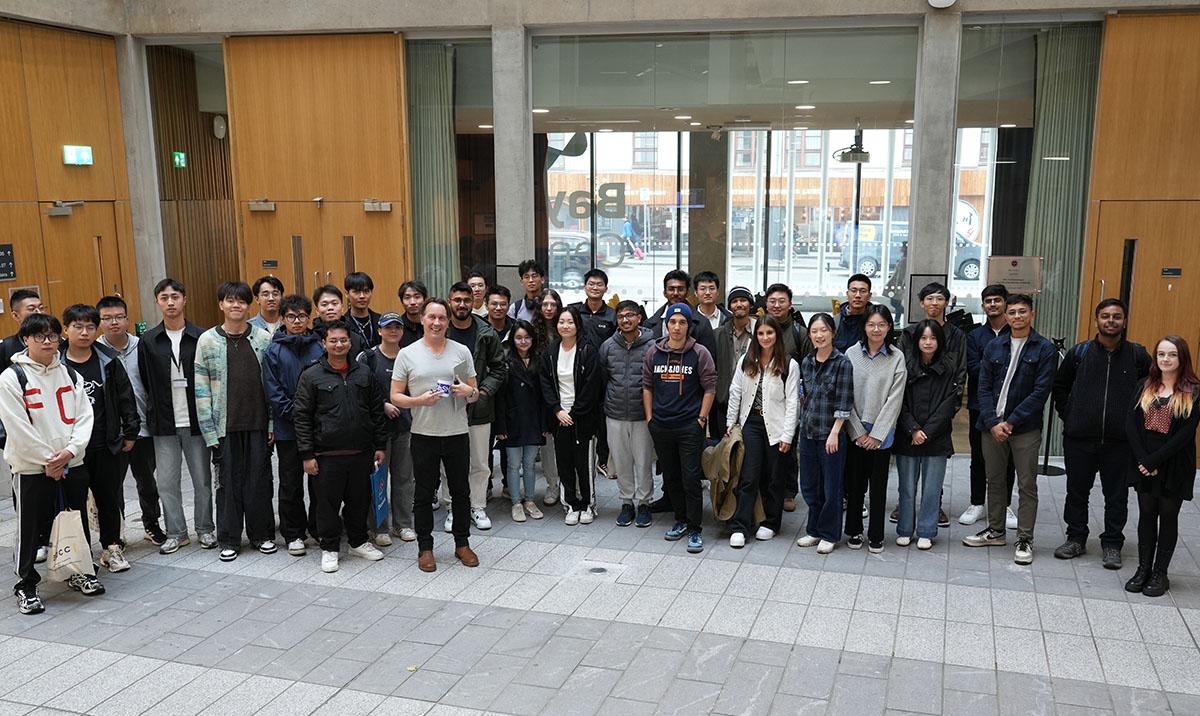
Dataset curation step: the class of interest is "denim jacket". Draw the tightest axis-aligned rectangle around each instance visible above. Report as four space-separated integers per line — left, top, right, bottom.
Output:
975 329 1058 436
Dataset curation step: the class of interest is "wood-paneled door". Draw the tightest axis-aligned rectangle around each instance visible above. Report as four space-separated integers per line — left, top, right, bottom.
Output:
319 203 406 313
240 202 322 299
38 201 123 316
0 204 49 336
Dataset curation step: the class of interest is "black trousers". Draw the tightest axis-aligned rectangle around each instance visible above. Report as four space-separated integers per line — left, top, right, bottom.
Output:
13 466 89 593
411 433 471 551
730 413 786 534
782 426 800 497
214 430 275 550
595 417 609 467
844 442 892 544
969 408 1014 506
84 447 129 548
276 439 318 542
1137 492 1182 572
554 421 595 511
1063 438 1130 549
649 420 705 532
315 451 372 552
129 436 161 528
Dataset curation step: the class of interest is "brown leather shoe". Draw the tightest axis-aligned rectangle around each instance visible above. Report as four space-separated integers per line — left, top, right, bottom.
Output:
783 496 797 513
455 546 479 567
418 550 436 573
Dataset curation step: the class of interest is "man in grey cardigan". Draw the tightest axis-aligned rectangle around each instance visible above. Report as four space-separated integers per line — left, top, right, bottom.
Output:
599 301 656 528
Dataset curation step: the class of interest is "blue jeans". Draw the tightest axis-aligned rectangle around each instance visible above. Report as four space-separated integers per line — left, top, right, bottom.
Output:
798 432 846 542
505 445 539 504
896 455 948 539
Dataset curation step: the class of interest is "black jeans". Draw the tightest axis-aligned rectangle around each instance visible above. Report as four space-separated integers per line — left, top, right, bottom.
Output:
214 431 275 550
129 436 161 528
276 439 318 542
84 447 129 548
411 433 471 551
730 412 786 534
554 421 595 512
314 451 372 552
1063 437 1130 549
14 467 89 592
844 442 892 545
649 419 705 532
1137 492 1182 572
968 408 1013 506
595 416 609 467
782 426 800 497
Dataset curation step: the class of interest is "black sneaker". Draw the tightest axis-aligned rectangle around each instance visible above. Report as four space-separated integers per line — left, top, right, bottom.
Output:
649 496 672 514
1102 547 1122 570
847 534 864 550
1053 540 1086 560
1143 571 1169 597
66 573 105 596
15 588 43 615
888 507 899 524
143 523 167 546
616 504 635 527
634 504 652 528
937 509 950 528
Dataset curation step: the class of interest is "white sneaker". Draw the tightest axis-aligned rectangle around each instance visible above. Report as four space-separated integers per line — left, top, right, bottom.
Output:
565 510 580 526
374 532 392 547
444 513 453 533
471 508 492 530
287 539 306 556
511 503 526 522
917 538 933 550
101 545 130 573
896 535 912 547
398 528 417 542
35 545 49 564
349 542 384 561
321 551 339 573
755 526 775 541
730 532 746 549
816 540 836 554
579 508 595 525
796 534 820 548
1014 540 1033 565
958 504 986 525
1006 507 1018 530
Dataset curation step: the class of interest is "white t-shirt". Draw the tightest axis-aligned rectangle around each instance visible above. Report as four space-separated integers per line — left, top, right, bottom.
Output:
996 336 1028 418
166 327 190 428
557 344 577 414
392 339 477 437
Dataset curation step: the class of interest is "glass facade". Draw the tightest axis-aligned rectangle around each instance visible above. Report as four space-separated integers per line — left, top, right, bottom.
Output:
532 29 919 312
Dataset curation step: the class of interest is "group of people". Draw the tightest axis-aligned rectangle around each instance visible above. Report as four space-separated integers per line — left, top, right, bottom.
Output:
4 260 1197 615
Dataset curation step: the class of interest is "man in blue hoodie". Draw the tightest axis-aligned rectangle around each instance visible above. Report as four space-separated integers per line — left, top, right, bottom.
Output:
262 294 325 556
642 303 717 554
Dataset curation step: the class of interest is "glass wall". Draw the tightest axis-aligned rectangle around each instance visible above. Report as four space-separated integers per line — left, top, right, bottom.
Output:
532 29 919 313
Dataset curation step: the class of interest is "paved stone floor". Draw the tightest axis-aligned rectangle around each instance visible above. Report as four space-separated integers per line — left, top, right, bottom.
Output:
0 455 1198 715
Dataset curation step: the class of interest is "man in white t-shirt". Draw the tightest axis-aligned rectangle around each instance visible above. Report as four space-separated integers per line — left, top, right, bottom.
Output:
136 279 215 555
391 298 480 573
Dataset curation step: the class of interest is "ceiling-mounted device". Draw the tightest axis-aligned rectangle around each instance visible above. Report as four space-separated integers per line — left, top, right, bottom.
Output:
834 121 870 164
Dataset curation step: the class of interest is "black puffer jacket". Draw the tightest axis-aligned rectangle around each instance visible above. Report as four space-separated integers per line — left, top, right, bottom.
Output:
495 351 550 447
1053 337 1151 443
894 352 962 458
293 356 388 460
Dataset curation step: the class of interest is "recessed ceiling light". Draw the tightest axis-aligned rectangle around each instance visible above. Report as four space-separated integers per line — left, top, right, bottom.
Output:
793 126 808 130
532 108 549 114
795 104 816 110
734 118 752 123
905 119 914 124
477 124 493 129
787 79 810 85
995 160 1017 165
689 122 701 126
1042 156 1070 161
868 80 891 85
598 128 613 132
674 115 692 120
1000 123 1017 128
655 43 664 48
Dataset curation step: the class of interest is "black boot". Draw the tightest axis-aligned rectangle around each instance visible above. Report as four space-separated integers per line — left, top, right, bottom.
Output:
1143 570 1170 597
1125 542 1155 593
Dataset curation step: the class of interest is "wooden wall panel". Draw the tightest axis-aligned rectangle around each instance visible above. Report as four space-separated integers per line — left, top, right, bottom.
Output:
38 202 120 315
0 23 36 202
225 34 406 202
19 23 123 201
161 200 239 329
0 204 49 337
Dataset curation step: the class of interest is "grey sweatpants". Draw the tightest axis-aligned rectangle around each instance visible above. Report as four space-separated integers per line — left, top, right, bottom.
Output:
607 417 655 505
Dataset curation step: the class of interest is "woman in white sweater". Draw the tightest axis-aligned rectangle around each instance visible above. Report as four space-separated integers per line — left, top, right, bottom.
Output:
725 315 799 548
844 305 907 553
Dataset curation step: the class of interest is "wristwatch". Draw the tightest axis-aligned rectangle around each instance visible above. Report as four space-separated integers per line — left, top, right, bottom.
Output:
697 415 708 426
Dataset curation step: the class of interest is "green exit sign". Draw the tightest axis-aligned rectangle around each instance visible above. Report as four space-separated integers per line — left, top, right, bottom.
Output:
62 145 93 166
172 151 187 169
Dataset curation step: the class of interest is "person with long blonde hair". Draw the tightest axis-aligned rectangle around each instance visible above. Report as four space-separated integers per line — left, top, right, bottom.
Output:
1124 335 1200 597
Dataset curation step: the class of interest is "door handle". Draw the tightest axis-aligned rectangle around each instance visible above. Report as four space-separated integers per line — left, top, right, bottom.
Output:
313 271 319 289
326 271 332 283
1100 279 1105 299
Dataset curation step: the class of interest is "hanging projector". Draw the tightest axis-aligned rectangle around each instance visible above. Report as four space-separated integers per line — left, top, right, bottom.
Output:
835 142 870 164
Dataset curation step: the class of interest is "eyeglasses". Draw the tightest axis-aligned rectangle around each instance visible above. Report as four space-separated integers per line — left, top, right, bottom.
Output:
257 291 281 299
617 313 640 321
68 324 97 333
28 334 58 344
100 315 126 324
514 335 532 342
521 273 542 281
326 338 350 345
283 314 309 323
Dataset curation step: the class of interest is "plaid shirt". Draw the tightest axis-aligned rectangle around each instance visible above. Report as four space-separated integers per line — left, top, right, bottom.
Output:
798 349 855 440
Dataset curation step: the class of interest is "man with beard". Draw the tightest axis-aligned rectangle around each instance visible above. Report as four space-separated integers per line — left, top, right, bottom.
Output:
1051 298 1150 569
713 286 757 446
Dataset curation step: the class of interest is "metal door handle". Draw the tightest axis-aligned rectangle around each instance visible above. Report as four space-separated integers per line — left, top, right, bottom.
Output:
313 271 319 289
1100 279 1106 299
326 271 332 283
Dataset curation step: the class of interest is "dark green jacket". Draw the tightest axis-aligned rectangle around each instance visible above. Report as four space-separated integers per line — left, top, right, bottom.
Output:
452 315 508 426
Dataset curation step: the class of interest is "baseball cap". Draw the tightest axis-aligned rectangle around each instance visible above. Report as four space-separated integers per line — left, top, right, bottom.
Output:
378 311 403 327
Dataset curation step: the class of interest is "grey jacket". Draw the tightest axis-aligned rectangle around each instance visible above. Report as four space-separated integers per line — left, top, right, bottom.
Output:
598 327 654 422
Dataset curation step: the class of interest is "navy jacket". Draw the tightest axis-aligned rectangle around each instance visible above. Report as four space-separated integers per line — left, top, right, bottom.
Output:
965 321 1010 412
975 329 1058 435
262 330 325 441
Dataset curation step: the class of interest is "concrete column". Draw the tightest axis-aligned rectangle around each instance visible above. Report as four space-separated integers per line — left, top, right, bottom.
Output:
908 11 962 296
491 24 535 277
114 34 167 322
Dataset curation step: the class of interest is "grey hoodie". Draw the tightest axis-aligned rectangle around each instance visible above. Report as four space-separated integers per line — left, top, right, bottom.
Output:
599 327 654 421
